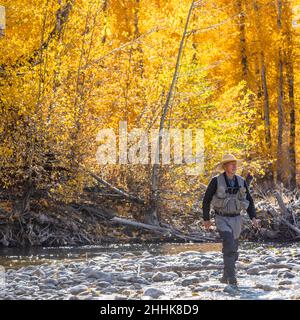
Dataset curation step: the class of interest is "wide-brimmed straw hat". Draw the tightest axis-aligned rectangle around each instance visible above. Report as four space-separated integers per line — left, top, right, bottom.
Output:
214 154 243 172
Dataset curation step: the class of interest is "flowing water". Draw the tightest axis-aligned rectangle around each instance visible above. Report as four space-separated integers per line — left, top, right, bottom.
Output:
0 241 299 300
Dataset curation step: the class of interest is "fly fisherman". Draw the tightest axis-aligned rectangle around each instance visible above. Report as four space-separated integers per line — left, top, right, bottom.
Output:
202 154 259 287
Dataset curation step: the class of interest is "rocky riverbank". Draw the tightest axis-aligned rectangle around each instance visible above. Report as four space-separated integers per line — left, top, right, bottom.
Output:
0 243 300 300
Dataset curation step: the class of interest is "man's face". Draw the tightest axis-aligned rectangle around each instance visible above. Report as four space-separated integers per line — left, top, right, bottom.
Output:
223 161 237 174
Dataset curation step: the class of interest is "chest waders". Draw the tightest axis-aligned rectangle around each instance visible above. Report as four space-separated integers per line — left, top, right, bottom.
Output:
211 173 249 285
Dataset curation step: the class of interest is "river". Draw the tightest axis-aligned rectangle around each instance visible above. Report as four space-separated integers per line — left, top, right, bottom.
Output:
0 241 299 300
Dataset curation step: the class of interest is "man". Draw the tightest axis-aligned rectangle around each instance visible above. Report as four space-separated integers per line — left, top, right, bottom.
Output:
202 154 259 287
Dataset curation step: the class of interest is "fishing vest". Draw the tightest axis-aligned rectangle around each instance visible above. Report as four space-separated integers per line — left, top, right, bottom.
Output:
211 173 250 215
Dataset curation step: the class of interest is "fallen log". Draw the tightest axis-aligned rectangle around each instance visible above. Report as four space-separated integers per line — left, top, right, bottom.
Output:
71 202 216 242
273 191 300 236
109 216 216 242
273 191 291 217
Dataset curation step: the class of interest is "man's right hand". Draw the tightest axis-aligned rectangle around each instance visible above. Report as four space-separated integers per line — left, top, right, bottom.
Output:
203 220 213 230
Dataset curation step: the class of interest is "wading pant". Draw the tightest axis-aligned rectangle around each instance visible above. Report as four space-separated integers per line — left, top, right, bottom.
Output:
215 215 242 280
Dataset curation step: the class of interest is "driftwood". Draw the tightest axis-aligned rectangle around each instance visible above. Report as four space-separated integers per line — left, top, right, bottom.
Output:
70 204 216 242
273 191 300 236
109 216 216 242
250 184 300 240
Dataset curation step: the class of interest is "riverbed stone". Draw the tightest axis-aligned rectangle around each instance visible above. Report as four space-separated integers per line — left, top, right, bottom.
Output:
181 276 202 286
278 279 293 285
247 266 267 275
264 256 277 264
143 287 165 298
223 285 239 295
278 271 295 279
255 283 275 291
32 269 46 278
69 285 89 295
84 269 112 282
152 272 178 282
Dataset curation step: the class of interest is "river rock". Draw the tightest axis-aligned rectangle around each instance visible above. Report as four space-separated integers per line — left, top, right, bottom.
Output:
116 274 150 285
43 278 58 286
96 281 111 288
142 258 157 265
264 256 277 264
278 271 295 279
255 283 275 291
84 269 112 282
152 272 178 282
69 285 89 295
194 285 210 292
143 287 165 298
32 269 46 278
278 279 293 285
181 276 202 286
247 266 267 275
223 285 239 295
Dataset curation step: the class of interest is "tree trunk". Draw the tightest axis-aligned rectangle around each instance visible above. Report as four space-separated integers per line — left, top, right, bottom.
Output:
284 4 297 190
148 0 195 226
260 52 272 153
236 0 248 79
276 0 284 185
252 0 272 154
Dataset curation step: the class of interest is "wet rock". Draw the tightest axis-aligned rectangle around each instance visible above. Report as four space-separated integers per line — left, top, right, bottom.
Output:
278 280 293 285
152 272 178 282
201 259 213 266
32 269 46 278
184 263 200 268
142 250 151 257
43 278 58 286
286 263 300 271
278 271 295 279
255 283 275 291
276 257 286 262
15 289 27 295
223 285 239 295
181 276 202 286
194 285 210 292
140 272 155 280
110 253 122 259
247 266 267 275
264 257 277 264
142 258 157 265
143 287 165 298
278 286 289 290
116 274 150 285
69 285 89 295
143 262 155 269
95 281 111 288
207 285 222 292
84 269 112 282
236 262 248 270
